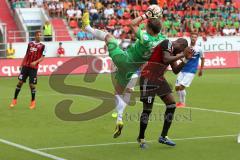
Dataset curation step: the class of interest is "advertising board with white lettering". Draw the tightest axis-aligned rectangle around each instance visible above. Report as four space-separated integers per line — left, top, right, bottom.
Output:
12 36 240 58
0 52 239 77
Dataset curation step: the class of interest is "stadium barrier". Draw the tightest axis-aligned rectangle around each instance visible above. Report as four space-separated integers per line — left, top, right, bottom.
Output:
0 52 240 77
9 36 240 58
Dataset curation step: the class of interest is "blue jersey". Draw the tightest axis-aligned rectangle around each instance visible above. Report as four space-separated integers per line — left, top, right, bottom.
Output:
182 45 204 74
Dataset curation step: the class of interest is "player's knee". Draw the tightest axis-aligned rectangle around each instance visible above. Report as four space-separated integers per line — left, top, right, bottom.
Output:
175 86 179 91
143 102 153 112
179 85 185 90
105 34 114 42
166 103 176 110
126 87 134 93
29 84 35 90
17 81 23 87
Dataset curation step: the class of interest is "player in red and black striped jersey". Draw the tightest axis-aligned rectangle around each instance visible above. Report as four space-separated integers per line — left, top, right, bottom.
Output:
9 31 45 109
138 38 194 148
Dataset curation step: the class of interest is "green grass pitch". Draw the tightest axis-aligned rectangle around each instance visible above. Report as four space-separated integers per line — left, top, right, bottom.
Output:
0 69 240 160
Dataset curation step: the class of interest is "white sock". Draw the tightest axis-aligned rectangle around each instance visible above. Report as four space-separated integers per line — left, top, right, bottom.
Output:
85 25 95 34
85 25 108 41
177 91 182 102
123 92 131 105
180 90 186 103
115 95 127 123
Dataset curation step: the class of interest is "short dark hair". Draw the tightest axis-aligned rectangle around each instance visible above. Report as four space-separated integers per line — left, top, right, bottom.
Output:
191 32 198 36
147 18 162 34
35 30 41 35
176 38 188 48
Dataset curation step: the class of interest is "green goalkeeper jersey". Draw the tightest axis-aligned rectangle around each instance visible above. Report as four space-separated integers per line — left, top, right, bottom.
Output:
127 24 166 62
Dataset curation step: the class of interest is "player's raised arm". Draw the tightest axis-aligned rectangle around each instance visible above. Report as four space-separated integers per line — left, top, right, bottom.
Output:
169 46 195 74
130 5 162 35
163 50 184 65
130 11 149 34
170 61 185 74
163 38 194 65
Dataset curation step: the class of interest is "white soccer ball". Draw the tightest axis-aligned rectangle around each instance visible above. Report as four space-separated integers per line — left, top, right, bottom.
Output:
147 4 163 18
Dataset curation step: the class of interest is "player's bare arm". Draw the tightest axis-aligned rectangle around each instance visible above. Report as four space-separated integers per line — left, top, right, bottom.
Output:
198 57 205 76
163 47 194 65
170 61 185 74
130 11 152 34
130 16 144 34
163 51 184 64
30 55 44 67
130 6 158 34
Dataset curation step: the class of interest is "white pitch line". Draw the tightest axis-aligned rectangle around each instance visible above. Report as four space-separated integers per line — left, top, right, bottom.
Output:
36 134 236 151
2 92 240 116
184 106 240 115
0 138 66 160
138 101 240 116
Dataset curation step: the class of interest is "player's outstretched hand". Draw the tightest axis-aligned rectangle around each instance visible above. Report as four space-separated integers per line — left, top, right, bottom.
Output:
183 47 195 59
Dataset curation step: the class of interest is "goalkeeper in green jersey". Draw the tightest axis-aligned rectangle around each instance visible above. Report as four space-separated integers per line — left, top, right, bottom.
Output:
82 8 165 138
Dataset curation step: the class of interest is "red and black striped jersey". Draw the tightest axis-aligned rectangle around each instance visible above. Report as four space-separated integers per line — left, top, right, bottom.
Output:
141 40 173 81
22 41 45 69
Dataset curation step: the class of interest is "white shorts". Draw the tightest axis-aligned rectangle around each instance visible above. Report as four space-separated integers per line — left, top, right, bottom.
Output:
175 72 195 87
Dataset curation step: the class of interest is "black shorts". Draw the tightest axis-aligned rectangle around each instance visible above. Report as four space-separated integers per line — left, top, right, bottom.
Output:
18 66 38 84
140 76 172 104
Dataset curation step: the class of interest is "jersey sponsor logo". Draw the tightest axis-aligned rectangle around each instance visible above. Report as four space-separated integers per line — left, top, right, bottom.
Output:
30 47 38 52
143 34 149 41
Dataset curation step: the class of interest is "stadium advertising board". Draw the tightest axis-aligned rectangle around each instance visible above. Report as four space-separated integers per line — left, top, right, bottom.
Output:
0 52 239 77
12 36 240 58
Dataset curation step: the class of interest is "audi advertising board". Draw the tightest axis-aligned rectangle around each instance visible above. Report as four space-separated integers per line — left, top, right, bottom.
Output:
0 52 240 77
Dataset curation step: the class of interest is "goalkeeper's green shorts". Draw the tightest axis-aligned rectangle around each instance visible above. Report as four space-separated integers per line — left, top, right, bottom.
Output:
107 38 139 87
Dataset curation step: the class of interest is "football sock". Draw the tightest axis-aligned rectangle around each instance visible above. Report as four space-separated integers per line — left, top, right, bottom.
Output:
31 88 36 101
161 104 176 138
180 90 186 103
138 108 152 139
14 85 22 99
177 90 181 102
85 25 108 41
123 92 131 105
115 95 127 122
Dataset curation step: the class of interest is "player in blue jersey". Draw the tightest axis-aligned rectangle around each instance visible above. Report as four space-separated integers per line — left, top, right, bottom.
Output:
175 32 205 108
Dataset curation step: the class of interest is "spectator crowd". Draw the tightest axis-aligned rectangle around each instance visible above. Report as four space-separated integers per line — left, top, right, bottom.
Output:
9 0 240 40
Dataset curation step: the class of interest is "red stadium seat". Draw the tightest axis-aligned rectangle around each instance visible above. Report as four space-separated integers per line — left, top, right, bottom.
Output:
210 3 217 9
233 2 240 8
177 11 184 17
123 26 130 33
69 20 77 28
142 4 149 11
204 3 209 9
184 32 191 37
177 32 183 37
123 12 131 19
133 5 141 11
108 19 117 26
125 19 131 26
118 19 125 26
127 4 132 10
